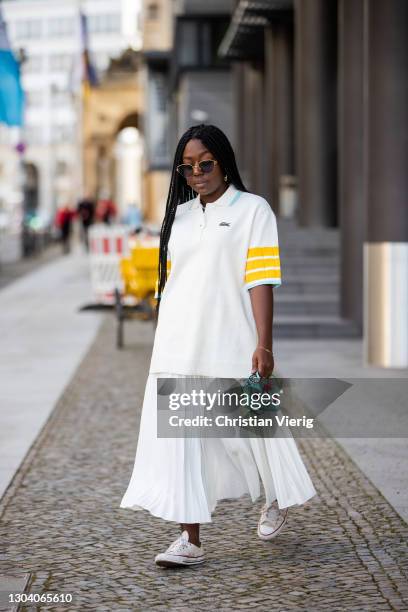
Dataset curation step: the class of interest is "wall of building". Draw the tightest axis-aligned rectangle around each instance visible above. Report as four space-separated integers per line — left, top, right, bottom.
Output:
176 71 235 143
142 0 173 51
174 0 234 15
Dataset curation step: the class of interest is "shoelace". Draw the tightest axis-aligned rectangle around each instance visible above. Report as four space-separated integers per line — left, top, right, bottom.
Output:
261 502 286 523
168 537 190 553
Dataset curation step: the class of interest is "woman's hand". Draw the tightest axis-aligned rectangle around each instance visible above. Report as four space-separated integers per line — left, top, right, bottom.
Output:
252 346 274 378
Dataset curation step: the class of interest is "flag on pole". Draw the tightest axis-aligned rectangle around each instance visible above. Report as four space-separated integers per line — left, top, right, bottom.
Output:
0 5 25 126
69 10 98 98
80 11 98 99
68 7 98 200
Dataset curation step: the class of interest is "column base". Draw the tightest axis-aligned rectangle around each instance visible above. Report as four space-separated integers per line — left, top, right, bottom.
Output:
364 242 408 368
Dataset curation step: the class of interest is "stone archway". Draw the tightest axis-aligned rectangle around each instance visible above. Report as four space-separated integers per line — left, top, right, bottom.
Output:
116 113 139 133
81 48 144 213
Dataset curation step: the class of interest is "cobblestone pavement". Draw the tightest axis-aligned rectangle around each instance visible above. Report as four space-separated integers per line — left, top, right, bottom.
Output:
0 315 407 611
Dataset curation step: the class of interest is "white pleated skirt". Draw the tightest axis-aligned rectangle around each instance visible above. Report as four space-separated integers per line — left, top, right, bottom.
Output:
120 372 317 523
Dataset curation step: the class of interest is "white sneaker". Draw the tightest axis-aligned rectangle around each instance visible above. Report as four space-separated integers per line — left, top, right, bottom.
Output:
257 501 288 541
155 530 205 567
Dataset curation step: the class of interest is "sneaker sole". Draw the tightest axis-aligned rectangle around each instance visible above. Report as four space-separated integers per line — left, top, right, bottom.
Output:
155 556 205 568
257 513 288 541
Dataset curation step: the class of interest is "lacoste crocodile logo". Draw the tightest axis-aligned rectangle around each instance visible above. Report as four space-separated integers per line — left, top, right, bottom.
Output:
219 222 231 227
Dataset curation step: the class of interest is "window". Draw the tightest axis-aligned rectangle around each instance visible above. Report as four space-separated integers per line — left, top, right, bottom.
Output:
88 14 121 34
92 52 111 72
26 90 43 106
0 125 9 145
14 19 42 39
49 54 73 72
24 126 43 145
201 23 212 66
48 17 75 37
179 21 199 66
147 69 170 167
56 160 69 176
51 125 75 144
51 87 71 106
23 55 43 73
147 2 159 20
177 18 230 69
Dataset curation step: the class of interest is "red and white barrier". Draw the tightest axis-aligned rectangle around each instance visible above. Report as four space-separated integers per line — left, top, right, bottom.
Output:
88 224 131 304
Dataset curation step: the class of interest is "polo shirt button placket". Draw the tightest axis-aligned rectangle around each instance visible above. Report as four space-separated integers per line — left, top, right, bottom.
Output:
199 205 207 240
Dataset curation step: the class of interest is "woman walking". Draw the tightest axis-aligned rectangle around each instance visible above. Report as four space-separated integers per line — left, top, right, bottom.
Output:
120 124 316 567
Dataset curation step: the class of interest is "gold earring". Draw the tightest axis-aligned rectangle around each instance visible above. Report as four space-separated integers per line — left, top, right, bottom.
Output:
224 175 228 182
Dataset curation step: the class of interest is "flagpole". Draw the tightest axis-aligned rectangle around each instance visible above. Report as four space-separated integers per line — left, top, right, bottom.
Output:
73 0 98 208
77 0 84 202
77 77 84 201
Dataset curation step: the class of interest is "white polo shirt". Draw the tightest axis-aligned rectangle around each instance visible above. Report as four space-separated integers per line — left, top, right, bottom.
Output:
149 183 282 377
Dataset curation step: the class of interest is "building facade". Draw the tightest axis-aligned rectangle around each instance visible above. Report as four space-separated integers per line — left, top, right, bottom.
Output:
141 0 235 222
1 0 141 232
219 0 408 367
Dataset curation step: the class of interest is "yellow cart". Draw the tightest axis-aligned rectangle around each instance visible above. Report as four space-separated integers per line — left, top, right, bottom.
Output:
115 242 159 348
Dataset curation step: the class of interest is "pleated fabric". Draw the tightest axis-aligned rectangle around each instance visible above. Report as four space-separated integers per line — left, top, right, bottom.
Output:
119 373 317 523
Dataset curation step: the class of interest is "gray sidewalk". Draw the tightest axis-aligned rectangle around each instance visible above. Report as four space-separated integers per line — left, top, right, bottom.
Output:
0 241 63 291
277 340 408 523
0 246 102 500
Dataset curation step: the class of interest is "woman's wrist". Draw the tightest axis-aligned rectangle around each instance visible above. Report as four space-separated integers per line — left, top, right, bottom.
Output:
257 344 274 355
257 338 273 349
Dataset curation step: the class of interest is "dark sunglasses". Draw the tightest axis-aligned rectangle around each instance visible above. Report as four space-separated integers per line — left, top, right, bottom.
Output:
176 159 219 178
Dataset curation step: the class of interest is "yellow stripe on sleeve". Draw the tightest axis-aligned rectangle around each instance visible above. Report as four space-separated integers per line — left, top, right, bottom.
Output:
245 246 281 286
245 269 281 283
245 257 280 272
247 246 279 259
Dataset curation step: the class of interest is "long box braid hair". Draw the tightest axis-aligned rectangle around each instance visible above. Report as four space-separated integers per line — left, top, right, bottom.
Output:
156 124 248 317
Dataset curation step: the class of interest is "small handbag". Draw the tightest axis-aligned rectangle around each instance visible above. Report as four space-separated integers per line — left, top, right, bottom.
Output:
241 370 283 412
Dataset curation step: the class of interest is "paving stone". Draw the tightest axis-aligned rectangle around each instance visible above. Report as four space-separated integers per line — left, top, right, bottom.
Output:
0 315 407 610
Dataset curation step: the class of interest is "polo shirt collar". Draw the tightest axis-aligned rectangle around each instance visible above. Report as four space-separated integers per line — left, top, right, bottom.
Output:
188 183 239 210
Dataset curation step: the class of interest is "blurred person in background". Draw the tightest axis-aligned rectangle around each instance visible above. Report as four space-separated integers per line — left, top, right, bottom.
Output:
122 202 143 235
55 204 75 255
76 194 95 251
95 191 117 225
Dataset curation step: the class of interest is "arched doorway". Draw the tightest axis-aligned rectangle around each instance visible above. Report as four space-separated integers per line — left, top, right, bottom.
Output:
80 49 148 219
23 162 39 216
21 162 41 256
114 112 144 221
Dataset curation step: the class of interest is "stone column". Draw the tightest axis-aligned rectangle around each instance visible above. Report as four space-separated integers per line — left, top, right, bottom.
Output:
241 63 254 189
248 61 266 197
338 0 364 330
264 20 294 213
295 0 338 226
364 0 408 367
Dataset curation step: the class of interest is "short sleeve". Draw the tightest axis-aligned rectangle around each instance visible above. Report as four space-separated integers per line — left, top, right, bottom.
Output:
244 202 282 290
154 249 171 299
